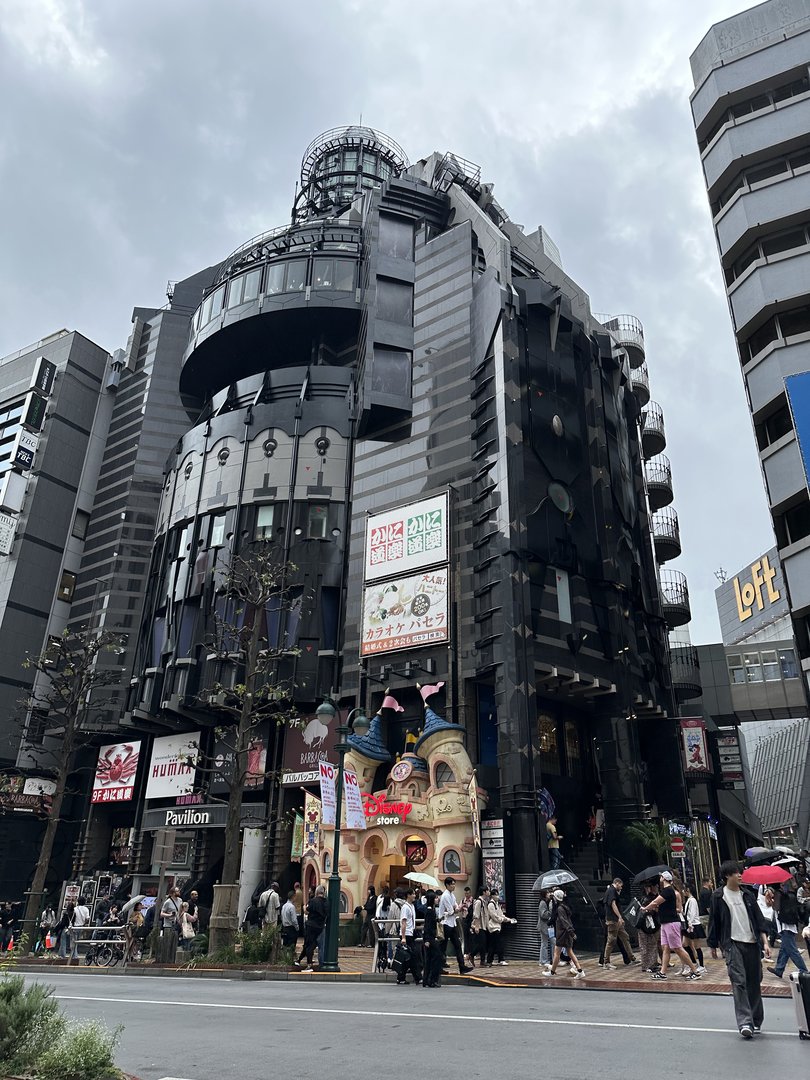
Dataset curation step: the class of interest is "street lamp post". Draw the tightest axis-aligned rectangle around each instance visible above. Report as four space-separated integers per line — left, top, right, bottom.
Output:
318 700 368 973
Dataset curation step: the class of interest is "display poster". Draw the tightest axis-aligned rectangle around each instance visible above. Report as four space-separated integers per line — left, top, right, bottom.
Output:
92 741 141 804
144 732 200 799
468 773 481 848
302 792 321 858
319 761 337 826
281 712 340 785
210 724 268 794
290 812 304 862
364 492 449 581
680 718 711 775
343 767 367 831
360 567 449 656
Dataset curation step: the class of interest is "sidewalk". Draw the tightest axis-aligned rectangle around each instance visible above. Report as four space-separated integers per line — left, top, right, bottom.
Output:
18 946 793 997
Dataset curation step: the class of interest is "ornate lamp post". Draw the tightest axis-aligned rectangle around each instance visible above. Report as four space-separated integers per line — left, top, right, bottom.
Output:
318 700 368 972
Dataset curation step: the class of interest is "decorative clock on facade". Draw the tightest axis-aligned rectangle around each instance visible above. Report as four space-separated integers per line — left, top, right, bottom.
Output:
391 759 413 783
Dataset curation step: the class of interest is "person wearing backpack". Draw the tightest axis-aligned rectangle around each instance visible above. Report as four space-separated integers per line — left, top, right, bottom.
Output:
470 886 490 968
767 878 808 979
258 882 280 927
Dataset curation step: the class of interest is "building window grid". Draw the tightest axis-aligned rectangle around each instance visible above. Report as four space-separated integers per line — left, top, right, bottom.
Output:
713 142 810 217
725 221 810 287
699 73 810 152
727 647 798 684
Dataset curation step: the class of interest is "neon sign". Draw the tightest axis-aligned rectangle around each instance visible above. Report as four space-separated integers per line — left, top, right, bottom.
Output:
362 793 413 825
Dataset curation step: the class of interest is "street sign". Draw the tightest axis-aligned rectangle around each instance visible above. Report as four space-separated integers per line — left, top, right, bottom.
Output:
671 836 685 855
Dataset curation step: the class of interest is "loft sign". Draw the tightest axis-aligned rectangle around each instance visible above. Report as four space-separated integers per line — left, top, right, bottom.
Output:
362 793 412 825
733 554 780 623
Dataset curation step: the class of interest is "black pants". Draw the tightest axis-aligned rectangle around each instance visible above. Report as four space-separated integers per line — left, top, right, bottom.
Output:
424 939 443 986
487 930 504 964
470 928 487 966
360 914 376 947
441 924 465 971
281 925 298 948
398 936 422 983
725 940 764 1032
299 923 322 965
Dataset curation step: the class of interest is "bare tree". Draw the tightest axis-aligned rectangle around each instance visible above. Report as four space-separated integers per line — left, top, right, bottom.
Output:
198 550 303 888
16 627 126 954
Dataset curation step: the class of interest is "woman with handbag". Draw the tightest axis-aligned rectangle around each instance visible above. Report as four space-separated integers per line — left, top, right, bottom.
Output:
179 903 196 950
543 888 585 978
637 882 661 972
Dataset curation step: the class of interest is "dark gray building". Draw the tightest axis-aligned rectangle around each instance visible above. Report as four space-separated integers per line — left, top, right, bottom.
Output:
117 126 693 935
0 329 112 896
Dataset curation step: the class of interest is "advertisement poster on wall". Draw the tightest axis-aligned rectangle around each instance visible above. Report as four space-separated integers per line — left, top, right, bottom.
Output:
319 761 337 827
364 492 449 581
210 724 268 795
303 792 322 859
360 567 449 656
343 767 367 831
290 812 304 862
680 718 711 776
145 732 200 799
92 741 141 804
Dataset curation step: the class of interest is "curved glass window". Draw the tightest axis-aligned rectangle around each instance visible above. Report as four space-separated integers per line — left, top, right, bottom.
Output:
266 263 285 295
285 261 306 292
227 268 261 308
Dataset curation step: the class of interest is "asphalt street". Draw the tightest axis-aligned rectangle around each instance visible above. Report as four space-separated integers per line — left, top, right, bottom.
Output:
25 972 807 1080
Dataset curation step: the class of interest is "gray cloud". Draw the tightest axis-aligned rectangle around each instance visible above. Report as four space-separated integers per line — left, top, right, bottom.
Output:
0 0 772 641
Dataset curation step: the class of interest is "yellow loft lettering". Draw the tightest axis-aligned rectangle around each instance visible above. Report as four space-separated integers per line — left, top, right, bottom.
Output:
733 556 780 622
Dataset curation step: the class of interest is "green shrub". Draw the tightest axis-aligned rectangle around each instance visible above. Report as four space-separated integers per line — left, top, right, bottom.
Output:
0 974 64 1075
37 1018 122 1080
210 924 291 965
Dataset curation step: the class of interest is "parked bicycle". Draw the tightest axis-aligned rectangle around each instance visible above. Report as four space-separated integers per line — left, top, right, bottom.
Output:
84 938 125 967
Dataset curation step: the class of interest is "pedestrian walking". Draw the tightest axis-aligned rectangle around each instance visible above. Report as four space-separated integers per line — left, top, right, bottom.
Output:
602 877 638 969
470 886 490 968
637 882 661 972
547 815 563 870
258 882 281 927
35 905 56 952
179 903 196 950
708 860 771 1039
543 889 585 978
292 881 304 939
461 886 474 966
537 888 552 967
160 887 182 939
280 891 298 947
682 884 707 974
294 884 328 971
68 898 90 961
438 877 474 974
485 887 516 966
396 887 422 985
767 877 808 980
360 886 377 948
421 890 443 988
55 903 74 959
640 870 700 981
699 877 715 917
375 886 401 969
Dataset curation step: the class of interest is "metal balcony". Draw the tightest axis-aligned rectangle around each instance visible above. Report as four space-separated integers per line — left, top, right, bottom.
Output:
595 313 645 368
651 507 681 563
670 644 702 701
631 363 650 406
645 454 674 512
641 401 666 458
659 568 691 629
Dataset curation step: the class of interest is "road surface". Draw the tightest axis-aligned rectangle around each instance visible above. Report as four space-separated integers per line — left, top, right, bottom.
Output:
25 971 806 1079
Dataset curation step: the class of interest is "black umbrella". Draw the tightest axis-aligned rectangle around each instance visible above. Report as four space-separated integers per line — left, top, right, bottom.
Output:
632 864 670 885
746 848 778 866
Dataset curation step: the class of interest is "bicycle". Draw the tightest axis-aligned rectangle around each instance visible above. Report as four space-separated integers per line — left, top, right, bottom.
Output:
84 938 125 966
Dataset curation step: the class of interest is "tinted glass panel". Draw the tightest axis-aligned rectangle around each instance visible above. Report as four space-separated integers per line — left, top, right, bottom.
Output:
379 215 414 260
266 263 285 294
377 278 413 324
333 260 355 291
243 269 261 302
286 261 306 291
762 229 806 257
227 276 244 308
371 348 411 398
780 307 810 337
312 259 334 288
210 285 225 317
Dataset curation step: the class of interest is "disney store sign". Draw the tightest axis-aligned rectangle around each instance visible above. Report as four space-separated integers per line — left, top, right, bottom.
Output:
362 793 412 825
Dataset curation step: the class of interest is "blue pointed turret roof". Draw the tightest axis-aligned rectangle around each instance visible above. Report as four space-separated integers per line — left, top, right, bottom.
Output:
414 704 459 750
347 711 392 762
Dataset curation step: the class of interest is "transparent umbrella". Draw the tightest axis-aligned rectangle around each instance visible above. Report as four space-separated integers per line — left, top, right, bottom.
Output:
532 869 578 891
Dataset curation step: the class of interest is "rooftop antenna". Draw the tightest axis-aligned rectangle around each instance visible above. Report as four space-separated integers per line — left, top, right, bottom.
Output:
714 567 728 584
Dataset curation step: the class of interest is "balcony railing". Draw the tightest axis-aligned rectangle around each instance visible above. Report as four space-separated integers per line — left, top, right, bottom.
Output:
670 644 702 701
631 363 650 406
645 454 673 512
641 401 666 458
651 507 681 563
659 568 691 629
595 313 645 367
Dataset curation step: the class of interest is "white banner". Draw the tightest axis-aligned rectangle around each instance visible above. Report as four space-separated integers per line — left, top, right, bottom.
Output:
319 760 337 826
93 742 141 804
364 492 449 581
344 767 367 831
145 732 200 799
360 567 449 656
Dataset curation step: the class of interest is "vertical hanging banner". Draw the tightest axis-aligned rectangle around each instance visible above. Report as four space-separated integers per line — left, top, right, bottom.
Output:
680 718 711 776
303 792 321 858
343 767 367 831
290 812 304 862
319 761 337 826
468 773 481 848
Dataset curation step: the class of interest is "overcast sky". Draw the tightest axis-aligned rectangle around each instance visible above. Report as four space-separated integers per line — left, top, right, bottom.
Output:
0 0 777 643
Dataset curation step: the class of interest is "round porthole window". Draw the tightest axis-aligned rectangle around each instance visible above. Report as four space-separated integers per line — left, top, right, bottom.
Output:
315 436 330 456
263 438 278 458
184 462 193 480
552 415 564 437
217 447 230 466
548 481 574 515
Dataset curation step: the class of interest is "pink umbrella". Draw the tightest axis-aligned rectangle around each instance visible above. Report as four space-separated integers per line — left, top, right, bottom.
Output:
740 865 792 886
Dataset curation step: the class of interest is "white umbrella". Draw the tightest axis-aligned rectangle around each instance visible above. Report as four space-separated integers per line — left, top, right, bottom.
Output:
404 871 442 889
120 894 146 915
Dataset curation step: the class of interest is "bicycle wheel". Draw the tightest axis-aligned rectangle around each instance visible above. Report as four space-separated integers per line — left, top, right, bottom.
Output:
96 945 114 966
84 950 95 966
107 945 123 967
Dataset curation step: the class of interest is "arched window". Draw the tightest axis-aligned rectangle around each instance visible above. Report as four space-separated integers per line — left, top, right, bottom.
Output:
323 851 331 874
339 891 349 914
442 849 462 876
435 762 455 788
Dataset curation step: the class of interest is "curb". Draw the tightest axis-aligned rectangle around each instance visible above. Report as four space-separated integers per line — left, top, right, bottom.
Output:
15 961 792 998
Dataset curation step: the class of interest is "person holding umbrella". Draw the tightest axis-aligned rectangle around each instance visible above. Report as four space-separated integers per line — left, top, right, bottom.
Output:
640 870 701 981
708 860 771 1039
766 873 808 980
543 889 585 979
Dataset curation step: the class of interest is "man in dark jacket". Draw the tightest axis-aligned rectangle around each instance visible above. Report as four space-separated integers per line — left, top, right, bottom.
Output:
294 885 328 971
708 860 771 1039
